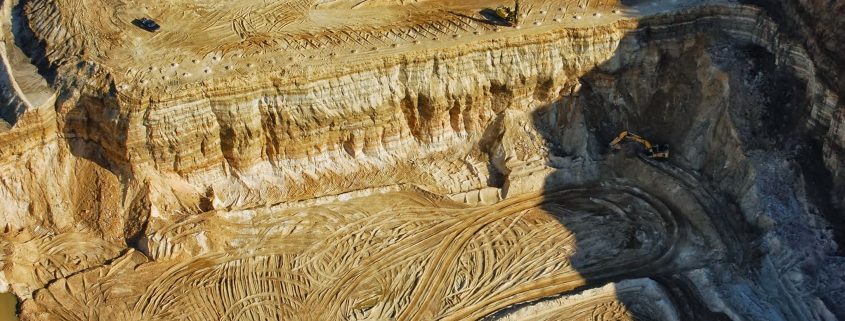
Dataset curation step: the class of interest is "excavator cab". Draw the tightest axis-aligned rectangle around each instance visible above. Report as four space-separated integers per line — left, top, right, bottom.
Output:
609 130 670 160
649 143 670 159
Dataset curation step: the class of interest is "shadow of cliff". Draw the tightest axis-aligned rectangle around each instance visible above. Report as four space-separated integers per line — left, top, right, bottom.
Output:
10 0 56 84
483 15 843 320
528 32 743 321
740 0 845 98
449 10 510 27
61 93 148 244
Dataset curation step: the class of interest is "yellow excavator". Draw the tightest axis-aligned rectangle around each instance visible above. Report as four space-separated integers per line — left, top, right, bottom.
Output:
496 0 520 26
609 131 670 160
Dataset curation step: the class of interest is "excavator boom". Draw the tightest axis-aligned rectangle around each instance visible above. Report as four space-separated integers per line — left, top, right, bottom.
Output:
608 130 668 160
625 133 653 150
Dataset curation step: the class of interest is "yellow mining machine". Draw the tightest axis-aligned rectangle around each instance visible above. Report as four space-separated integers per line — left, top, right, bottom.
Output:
496 0 520 26
609 131 670 160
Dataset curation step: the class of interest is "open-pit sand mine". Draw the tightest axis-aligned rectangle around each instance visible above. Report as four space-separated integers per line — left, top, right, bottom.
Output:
1 0 845 320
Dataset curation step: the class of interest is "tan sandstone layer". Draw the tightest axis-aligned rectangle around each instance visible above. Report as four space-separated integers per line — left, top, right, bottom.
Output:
0 0 843 320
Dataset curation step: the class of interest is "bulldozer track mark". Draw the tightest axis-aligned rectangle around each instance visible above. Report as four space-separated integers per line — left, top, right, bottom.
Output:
434 20 453 35
444 19 462 34
417 24 439 39
24 181 700 321
409 25 427 39
396 194 553 321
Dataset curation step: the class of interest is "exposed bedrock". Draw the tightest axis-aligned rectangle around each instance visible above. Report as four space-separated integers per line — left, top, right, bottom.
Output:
528 25 845 319
7 5 844 225
746 0 844 96
0 2 843 321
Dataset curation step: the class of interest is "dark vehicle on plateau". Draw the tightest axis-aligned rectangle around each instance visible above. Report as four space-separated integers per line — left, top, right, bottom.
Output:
134 18 160 32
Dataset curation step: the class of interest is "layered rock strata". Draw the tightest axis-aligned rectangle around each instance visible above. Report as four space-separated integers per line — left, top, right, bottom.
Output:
0 0 843 320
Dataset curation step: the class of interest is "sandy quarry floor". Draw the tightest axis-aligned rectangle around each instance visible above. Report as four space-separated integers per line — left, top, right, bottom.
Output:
27 0 704 91
21 182 709 320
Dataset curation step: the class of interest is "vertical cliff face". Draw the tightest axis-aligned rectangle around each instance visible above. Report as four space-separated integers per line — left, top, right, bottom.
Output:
748 0 845 220
793 0 845 74
750 0 845 93
559 27 845 319
118 27 619 212
1 0 844 320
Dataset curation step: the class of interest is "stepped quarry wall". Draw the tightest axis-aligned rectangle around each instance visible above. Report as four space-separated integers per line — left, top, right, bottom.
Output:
8 5 841 231
0 1 843 320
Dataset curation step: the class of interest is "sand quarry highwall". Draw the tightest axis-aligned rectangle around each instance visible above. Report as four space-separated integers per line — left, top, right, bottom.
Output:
0 1 843 320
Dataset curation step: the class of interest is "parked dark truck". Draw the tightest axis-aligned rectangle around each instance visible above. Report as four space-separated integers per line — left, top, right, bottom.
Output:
133 18 160 32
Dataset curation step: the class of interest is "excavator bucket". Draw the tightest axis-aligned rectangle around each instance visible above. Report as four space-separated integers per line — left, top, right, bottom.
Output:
609 131 629 149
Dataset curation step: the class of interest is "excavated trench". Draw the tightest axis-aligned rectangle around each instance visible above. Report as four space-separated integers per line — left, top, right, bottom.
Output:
1 2 844 321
